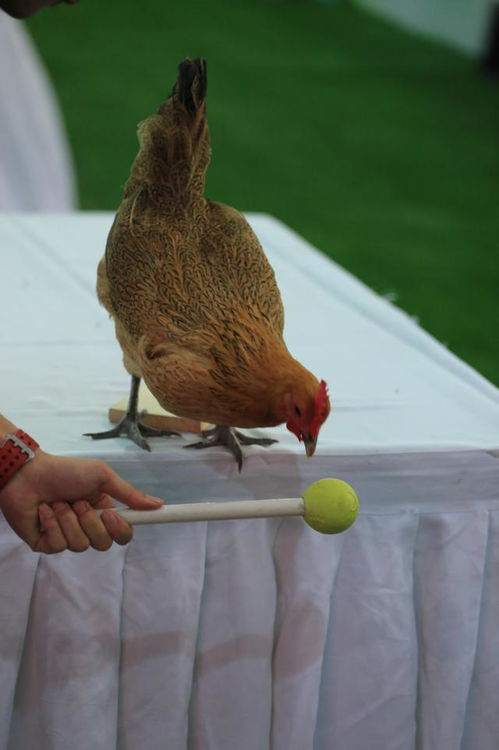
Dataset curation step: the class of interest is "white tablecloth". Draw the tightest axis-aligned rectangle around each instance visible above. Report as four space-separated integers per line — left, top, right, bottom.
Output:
1 212 499 750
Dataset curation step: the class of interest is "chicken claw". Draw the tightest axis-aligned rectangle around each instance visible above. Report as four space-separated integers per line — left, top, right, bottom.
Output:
84 414 178 452
85 375 179 451
185 425 277 471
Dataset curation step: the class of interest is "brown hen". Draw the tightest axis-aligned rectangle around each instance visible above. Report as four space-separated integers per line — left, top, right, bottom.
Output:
87 58 330 468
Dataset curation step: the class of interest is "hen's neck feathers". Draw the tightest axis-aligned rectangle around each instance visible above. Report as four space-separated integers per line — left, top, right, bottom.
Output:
201 332 319 428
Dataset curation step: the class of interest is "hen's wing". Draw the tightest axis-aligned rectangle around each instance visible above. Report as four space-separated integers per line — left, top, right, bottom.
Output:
199 200 285 338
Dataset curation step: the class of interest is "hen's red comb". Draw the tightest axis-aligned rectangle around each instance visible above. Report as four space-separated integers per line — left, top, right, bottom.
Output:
311 380 329 435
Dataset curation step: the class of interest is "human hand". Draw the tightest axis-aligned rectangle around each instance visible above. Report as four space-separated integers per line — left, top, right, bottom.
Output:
0 449 163 554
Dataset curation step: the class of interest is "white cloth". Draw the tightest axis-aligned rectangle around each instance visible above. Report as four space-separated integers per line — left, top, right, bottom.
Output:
1 212 499 750
0 15 76 210
354 0 495 55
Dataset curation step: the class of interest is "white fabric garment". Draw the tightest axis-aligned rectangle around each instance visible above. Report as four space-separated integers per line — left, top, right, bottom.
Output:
1 213 499 750
0 15 76 210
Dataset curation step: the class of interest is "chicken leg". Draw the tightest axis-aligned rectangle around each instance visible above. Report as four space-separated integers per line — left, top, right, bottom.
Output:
185 425 277 472
85 375 179 451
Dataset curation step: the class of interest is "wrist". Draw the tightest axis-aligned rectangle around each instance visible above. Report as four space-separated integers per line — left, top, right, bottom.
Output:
0 430 40 496
0 413 18 442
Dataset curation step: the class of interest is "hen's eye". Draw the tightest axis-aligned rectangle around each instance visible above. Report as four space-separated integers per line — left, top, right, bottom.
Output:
294 405 301 416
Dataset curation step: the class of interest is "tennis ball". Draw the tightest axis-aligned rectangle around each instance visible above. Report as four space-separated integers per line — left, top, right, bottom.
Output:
303 478 359 534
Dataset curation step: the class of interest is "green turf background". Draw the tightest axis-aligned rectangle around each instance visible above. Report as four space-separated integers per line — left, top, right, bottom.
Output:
26 0 499 385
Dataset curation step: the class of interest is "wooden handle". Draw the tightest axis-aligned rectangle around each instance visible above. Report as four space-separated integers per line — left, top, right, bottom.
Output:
103 498 305 525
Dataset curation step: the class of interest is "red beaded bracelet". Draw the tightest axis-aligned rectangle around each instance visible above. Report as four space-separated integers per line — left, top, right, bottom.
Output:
0 430 40 491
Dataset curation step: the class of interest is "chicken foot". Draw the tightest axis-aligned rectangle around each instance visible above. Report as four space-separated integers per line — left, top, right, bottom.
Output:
84 375 179 452
185 425 277 471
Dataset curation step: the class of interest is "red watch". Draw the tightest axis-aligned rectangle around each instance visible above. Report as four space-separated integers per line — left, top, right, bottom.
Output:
0 430 40 491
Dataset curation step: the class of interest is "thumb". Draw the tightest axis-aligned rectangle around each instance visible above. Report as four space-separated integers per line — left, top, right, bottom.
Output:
100 467 164 510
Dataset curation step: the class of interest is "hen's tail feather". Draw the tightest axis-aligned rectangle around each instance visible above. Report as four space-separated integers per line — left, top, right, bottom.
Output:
124 57 210 202
168 58 207 115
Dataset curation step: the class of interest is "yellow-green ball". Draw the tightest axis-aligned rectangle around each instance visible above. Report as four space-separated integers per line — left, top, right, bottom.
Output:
303 478 359 534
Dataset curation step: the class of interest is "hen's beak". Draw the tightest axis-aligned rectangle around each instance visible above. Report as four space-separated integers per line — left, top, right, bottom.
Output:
303 433 317 458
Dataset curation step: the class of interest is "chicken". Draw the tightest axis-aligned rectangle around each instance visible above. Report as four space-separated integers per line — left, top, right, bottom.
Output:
86 58 330 468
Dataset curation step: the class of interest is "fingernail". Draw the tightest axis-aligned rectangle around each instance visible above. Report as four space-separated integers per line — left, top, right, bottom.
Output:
39 503 54 520
73 501 89 516
145 496 163 505
53 502 67 514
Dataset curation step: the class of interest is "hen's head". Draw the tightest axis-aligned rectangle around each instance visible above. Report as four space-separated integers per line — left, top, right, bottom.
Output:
282 379 330 457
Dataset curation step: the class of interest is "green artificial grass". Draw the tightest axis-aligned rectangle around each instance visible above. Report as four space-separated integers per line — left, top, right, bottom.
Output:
27 0 499 385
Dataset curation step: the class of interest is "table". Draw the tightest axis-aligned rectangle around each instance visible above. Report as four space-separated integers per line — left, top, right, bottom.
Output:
1 213 499 750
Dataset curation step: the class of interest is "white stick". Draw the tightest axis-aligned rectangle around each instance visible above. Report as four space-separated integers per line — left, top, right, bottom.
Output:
103 497 305 526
